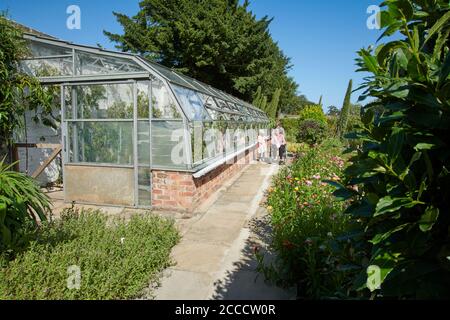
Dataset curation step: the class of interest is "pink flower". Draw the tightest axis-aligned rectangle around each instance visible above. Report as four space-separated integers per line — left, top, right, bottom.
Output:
312 174 321 180
305 180 313 186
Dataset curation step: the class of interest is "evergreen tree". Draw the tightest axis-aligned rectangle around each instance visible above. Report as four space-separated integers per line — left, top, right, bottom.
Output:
267 88 281 119
260 96 268 112
318 95 323 106
337 79 353 138
252 86 262 107
104 0 297 107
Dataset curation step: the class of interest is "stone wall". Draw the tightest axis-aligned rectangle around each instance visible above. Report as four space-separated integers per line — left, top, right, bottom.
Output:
152 147 255 212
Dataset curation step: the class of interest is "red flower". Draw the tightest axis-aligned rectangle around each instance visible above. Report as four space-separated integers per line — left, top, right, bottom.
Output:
282 240 295 249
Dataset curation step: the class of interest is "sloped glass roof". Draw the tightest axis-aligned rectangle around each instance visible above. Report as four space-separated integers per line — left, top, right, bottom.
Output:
21 33 269 122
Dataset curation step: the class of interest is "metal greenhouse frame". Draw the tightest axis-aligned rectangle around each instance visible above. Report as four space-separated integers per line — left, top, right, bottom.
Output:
18 33 270 208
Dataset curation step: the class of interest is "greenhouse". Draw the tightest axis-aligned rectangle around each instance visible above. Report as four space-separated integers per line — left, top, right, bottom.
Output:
16 33 270 211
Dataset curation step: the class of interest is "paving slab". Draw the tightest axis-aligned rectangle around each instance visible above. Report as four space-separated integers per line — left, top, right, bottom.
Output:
206 202 253 214
215 194 255 204
213 270 295 300
183 217 246 245
170 241 229 273
154 269 213 300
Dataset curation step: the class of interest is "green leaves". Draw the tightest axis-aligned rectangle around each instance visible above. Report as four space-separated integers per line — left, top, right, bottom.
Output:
387 127 405 164
419 206 439 232
424 10 450 45
377 41 407 67
374 196 421 216
370 223 411 245
438 51 450 87
349 0 450 299
0 14 54 148
0 158 50 253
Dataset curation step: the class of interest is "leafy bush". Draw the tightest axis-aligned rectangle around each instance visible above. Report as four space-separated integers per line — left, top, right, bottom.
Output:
0 14 52 150
0 208 179 299
280 117 301 143
296 119 327 145
287 142 310 154
0 159 50 254
298 105 327 126
260 140 358 298
334 0 450 299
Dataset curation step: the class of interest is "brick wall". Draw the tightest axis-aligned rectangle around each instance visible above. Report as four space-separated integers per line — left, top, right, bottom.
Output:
152 147 255 212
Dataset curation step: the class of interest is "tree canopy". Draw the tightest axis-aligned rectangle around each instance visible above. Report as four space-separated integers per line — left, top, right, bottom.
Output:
104 0 298 110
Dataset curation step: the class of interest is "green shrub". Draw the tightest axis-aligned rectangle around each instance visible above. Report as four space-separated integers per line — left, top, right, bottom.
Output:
333 0 450 299
0 159 50 255
0 208 179 299
296 119 327 145
287 142 310 154
260 139 358 298
326 115 338 135
0 14 53 149
298 105 327 126
280 117 301 142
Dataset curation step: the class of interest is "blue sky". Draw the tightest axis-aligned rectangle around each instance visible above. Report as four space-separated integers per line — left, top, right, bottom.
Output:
1 0 383 109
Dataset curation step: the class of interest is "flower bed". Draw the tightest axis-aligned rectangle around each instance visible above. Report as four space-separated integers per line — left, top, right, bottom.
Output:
260 138 359 299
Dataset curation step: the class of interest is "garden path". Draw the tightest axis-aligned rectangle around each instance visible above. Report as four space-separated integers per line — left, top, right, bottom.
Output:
153 162 296 300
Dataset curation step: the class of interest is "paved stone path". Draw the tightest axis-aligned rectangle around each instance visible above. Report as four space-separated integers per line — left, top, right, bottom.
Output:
154 162 296 300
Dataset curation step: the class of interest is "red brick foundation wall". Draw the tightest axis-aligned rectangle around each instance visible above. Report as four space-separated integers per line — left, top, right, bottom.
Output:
152 147 255 212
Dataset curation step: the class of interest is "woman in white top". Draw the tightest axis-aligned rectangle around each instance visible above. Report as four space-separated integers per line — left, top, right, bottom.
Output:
257 130 268 161
270 128 279 162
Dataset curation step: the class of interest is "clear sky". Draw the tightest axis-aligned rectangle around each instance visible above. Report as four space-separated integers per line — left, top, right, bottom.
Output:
0 0 383 109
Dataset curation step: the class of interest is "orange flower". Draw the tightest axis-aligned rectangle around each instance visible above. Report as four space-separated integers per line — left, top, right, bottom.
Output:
283 240 295 249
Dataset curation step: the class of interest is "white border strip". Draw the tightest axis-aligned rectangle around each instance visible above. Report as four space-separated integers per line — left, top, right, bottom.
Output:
192 143 256 179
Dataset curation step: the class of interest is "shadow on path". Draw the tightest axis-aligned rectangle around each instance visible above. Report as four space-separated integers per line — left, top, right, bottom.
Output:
211 207 296 300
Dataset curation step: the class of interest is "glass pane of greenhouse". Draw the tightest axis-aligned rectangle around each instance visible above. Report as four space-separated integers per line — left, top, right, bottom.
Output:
65 83 135 120
27 40 72 57
67 121 134 165
75 51 144 75
151 79 182 119
172 85 211 121
152 120 186 168
20 34 269 208
21 57 73 77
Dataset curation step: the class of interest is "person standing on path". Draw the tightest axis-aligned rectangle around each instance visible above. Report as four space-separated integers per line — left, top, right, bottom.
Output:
276 121 285 136
278 130 287 165
257 130 269 161
270 128 279 163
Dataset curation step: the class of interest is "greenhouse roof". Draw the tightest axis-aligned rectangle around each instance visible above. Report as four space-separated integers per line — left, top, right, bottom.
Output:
21 33 268 120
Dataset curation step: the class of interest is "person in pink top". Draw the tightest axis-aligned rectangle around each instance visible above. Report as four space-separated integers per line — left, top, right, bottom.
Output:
278 131 287 165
